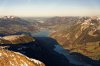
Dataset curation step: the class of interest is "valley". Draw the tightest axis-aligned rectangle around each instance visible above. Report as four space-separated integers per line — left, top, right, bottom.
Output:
0 16 100 66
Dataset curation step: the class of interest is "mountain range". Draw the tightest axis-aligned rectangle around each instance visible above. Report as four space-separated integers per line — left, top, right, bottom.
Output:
51 16 100 60
0 16 39 35
0 16 100 66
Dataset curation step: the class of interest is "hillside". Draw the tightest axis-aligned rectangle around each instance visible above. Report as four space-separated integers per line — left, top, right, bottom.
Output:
0 16 38 35
51 16 100 60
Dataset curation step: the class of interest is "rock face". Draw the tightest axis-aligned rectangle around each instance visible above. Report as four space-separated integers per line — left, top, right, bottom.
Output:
0 49 45 66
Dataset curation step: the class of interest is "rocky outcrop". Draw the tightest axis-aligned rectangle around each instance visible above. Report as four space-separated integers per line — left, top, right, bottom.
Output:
0 49 45 66
0 34 35 44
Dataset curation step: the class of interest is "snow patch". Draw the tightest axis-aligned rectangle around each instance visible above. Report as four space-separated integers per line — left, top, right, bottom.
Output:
30 59 42 64
14 51 42 65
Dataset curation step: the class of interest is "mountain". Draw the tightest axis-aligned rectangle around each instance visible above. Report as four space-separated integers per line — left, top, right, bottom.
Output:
51 16 100 60
0 49 45 66
0 16 39 35
38 16 89 29
0 16 100 66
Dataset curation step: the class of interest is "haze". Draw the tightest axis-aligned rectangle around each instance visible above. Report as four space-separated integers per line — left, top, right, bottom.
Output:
0 0 100 17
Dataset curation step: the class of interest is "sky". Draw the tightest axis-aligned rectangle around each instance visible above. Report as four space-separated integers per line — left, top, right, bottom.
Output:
0 0 100 17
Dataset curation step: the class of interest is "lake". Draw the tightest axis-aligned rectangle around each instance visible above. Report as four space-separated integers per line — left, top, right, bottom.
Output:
32 29 50 37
